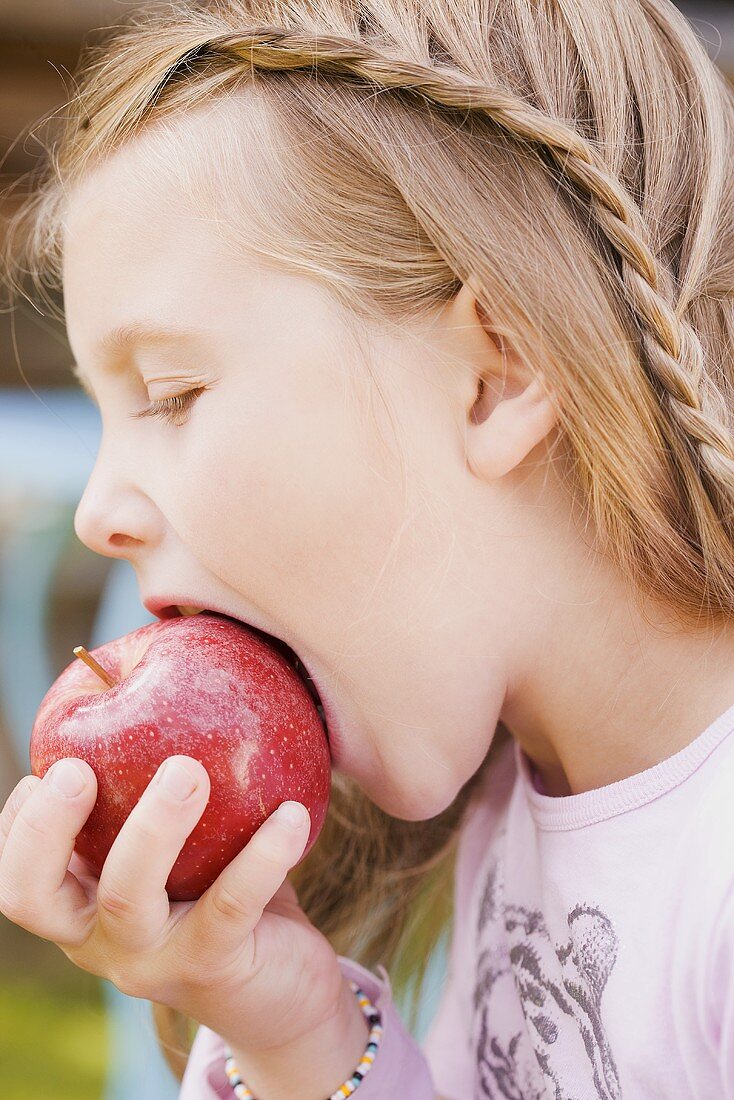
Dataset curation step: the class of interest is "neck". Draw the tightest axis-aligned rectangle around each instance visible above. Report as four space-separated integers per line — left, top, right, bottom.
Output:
501 562 734 798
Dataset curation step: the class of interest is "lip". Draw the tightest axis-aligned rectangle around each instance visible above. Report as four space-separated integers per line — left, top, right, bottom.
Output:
311 688 342 769
142 595 337 763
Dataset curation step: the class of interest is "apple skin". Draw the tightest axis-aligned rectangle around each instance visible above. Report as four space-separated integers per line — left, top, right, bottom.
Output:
29 612 331 901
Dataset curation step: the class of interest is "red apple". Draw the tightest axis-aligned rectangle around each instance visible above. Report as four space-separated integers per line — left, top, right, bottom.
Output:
29 611 331 901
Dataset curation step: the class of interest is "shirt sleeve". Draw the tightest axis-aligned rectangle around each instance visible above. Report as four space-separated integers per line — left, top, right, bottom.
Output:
178 954 436 1098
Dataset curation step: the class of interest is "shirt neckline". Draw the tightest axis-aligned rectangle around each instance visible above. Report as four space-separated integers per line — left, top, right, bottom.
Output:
514 698 734 831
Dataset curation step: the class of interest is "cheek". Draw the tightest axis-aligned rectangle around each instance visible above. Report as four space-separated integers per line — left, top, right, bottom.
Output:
168 374 406 629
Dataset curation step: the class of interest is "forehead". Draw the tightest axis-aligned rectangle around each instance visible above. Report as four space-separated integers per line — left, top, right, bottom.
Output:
61 94 261 260
61 127 219 278
60 124 250 361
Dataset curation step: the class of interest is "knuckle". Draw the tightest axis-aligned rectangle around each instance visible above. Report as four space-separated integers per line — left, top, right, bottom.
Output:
97 882 141 922
17 774 38 797
114 812 161 852
0 777 36 831
127 809 167 844
16 804 52 846
10 776 38 813
251 834 290 873
123 804 193 852
211 883 252 923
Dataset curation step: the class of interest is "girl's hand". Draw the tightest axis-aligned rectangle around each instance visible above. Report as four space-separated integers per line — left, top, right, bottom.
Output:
0 756 347 1052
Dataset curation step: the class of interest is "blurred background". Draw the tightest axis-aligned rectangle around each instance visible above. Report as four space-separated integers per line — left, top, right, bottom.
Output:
1 2 733 1098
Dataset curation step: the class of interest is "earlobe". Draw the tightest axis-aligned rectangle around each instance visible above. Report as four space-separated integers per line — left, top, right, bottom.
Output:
467 375 559 482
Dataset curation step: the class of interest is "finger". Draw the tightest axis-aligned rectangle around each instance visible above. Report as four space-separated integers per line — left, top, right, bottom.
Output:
181 801 310 959
0 759 97 944
0 776 40 862
96 756 210 949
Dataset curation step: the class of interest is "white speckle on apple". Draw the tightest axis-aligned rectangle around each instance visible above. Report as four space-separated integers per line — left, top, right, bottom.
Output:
231 740 257 784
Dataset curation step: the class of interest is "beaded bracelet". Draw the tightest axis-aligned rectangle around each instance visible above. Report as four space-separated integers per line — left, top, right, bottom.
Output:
223 979 383 1100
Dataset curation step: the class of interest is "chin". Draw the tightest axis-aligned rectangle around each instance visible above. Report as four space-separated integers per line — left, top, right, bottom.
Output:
369 783 455 823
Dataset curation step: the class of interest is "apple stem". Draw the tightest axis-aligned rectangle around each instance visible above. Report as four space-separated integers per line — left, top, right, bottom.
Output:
73 645 117 688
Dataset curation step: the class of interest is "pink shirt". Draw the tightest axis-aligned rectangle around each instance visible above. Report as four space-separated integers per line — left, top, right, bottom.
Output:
180 700 734 1098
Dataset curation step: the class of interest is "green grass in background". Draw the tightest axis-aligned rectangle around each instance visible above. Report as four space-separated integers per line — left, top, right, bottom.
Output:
0 973 108 1100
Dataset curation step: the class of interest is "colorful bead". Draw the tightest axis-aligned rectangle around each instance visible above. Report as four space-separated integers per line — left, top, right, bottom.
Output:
222 980 383 1100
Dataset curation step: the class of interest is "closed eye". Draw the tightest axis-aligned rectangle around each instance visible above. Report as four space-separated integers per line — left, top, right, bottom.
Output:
132 386 207 426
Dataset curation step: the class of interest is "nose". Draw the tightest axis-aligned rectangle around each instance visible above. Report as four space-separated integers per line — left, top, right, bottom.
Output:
74 443 164 560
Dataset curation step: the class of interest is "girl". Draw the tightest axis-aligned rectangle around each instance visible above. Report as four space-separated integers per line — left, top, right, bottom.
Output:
1 0 733 1096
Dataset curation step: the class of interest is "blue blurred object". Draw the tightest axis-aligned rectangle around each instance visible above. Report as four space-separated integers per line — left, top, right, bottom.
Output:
0 389 102 750
0 500 68 755
0 387 447 1098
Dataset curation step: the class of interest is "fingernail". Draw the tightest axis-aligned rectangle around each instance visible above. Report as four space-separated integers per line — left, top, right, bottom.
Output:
48 760 86 798
276 802 308 829
159 759 198 800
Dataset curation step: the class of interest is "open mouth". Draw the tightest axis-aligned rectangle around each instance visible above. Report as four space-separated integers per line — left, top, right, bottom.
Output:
162 605 327 726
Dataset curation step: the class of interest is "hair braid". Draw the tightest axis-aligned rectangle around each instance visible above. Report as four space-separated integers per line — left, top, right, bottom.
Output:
138 26 734 523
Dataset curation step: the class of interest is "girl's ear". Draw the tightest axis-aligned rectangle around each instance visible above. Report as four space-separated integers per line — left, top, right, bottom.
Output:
446 279 559 482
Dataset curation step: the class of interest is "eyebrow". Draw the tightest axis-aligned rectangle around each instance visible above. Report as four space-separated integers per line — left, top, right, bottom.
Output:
96 321 201 354
71 321 201 396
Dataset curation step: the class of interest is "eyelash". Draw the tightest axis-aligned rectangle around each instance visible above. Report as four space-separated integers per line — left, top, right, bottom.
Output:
132 386 207 426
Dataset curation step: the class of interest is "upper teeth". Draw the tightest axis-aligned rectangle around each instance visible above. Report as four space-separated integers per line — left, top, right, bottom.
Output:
178 606 203 616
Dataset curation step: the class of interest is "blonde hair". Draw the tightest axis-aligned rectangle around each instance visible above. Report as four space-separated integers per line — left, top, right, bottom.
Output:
3 0 734 1079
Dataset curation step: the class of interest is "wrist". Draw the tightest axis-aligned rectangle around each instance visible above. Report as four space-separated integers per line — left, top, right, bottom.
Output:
227 976 371 1100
